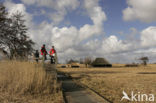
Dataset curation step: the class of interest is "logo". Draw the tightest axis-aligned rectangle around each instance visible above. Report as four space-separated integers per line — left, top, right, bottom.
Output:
121 91 155 102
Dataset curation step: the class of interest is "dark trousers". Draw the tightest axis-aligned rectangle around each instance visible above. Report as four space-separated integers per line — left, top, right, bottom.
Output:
43 54 47 60
50 56 55 64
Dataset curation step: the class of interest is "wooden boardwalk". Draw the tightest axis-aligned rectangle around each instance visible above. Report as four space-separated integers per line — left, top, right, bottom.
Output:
58 73 110 103
44 64 110 103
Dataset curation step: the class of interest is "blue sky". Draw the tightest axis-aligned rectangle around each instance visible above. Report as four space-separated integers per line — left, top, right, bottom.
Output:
3 0 156 63
101 0 156 38
6 0 156 36
8 0 155 31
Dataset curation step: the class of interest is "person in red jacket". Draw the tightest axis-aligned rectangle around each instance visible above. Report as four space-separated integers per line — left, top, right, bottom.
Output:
40 44 47 61
49 46 56 64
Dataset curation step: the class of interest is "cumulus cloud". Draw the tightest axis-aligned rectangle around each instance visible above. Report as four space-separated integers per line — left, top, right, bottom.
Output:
4 0 156 63
4 1 33 27
28 21 54 48
78 0 107 41
51 26 78 51
21 0 80 24
84 0 106 25
48 0 107 50
5 0 106 62
141 26 156 47
29 0 108 62
100 36 131 54
123 0 156 22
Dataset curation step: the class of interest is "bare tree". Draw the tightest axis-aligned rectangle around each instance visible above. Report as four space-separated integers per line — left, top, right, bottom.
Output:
139 57 149 66
84 57 92 68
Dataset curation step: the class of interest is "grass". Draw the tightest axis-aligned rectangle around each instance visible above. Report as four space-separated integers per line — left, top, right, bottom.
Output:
58 64 156 103
0 61 63 103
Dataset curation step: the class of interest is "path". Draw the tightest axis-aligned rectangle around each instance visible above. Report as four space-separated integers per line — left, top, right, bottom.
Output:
58 73 110 103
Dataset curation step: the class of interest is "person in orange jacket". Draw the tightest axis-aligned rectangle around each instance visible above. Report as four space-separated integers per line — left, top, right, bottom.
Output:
40 44 47 61
49 46 56 64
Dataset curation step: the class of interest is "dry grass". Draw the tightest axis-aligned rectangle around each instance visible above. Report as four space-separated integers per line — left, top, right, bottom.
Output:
58 64 156 103
0 61 63 103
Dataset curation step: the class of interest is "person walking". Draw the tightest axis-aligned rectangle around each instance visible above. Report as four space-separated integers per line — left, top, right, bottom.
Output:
34 50 39 63
49 46 56 64
40 44 47 62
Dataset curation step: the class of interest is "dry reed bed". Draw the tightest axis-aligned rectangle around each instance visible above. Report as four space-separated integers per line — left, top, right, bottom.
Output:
0 61 62 103
58 65 156 103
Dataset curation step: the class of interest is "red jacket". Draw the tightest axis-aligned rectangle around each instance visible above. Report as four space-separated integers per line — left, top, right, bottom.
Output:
40 46 47 55
49 48 56 56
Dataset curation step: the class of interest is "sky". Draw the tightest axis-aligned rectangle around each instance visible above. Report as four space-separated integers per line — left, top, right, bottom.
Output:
2 0 156 63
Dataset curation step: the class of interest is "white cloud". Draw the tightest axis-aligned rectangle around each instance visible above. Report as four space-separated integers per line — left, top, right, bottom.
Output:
17 0 106 61
22 0 79 9
4 1 33 27
4 2 25 15
16 0 107 49
21 0 80 24
28 0 107 62
51 26 78 51
123 0 156 22
141 26 156 47
78 0 107 42
4 0 156 63
83 39 100 50
84 0 107 25
100 36 131 54
29 21 54 49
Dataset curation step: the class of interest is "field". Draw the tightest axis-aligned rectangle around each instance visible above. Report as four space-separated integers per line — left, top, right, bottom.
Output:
0 61 63 103
58 64 156 103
